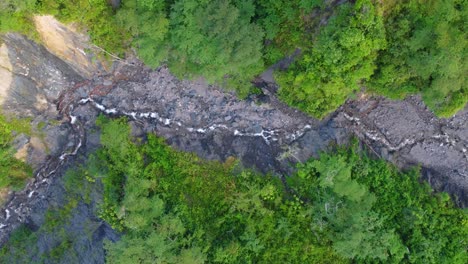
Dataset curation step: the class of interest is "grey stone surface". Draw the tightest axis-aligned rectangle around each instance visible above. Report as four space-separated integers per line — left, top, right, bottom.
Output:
0 32 466 263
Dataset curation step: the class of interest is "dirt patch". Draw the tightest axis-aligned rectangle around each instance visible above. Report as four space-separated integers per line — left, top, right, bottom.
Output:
0 43 12 106
14 143 30 161
0 188 9 206
33 15 101 78
34 94 49 111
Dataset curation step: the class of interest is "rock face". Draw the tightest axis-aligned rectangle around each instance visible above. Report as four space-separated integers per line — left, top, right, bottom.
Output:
69 62 468 205
0 33 81 168
0 19 466 263
0 43 13 106
33 15 106 79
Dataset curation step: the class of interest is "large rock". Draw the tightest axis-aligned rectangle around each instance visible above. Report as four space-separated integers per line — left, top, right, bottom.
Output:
0 13 466 263
0 33 81 168
33 15 106 79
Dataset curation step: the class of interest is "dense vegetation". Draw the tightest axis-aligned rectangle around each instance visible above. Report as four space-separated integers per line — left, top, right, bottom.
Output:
1 0 466 116
98 118 468 262
1 117 466 262
276 0 386 117
0 1 467 262
275 0 467 117
0 114 32 193
0 161 99 263
96 118 468 263
369 0 467 117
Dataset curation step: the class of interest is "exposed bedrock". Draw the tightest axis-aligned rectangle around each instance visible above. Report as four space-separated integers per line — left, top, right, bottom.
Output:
0 34 112 261
54 59 468 207
339 97 467 206
0 31 466 262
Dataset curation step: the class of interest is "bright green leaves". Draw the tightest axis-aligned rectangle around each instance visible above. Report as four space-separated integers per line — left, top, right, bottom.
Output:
0 0 38 39
168 0 264 95
2 0 465 117
116 0 170 67
296 152 403 262
277 0 386 118
92 118 467 263
331 211 405 261
370 0 467 117
2 118 463 263
1 0 466 118
255 0 316 64
288 146 467 263
114 0 264 95
0 114 32 191
95 118 345 263
310 155 367 202
273 0 466 118
94 116 144 230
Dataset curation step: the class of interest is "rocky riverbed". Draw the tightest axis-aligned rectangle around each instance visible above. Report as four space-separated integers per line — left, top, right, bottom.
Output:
0 26 466 263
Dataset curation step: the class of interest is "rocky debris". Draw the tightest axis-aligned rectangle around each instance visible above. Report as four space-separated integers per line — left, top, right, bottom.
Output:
60 60 468 207
339 97 468 206
57 62 339 176
0 33 82 169
1 34 83 115
0 30 466 263
0 33 106 258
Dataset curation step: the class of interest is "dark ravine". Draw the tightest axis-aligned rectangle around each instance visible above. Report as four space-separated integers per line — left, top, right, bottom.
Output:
0 33 467 262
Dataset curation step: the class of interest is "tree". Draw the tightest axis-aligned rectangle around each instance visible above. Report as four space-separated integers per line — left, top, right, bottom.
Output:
276 0 386 118
369 0 467 117
168 0 264 95
116 0 170 67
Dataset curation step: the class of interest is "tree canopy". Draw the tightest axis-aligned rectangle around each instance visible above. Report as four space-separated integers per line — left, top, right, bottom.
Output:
1 117 466 263
97 118 468 263
369 0 467 117
1 0 466 116
276 0 386 118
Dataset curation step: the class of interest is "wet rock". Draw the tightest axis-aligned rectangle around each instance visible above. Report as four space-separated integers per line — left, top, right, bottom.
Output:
0 32 112 261
341 96 468 207
0 24 467 264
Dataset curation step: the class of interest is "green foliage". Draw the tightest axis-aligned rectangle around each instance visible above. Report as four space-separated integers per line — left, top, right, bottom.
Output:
0 0 37 37
291 153 405 262
93 118 467 263
0 160 103 263
94 115 142 230
115 0 170 67
37 0 128 56
1 118 466 263
167 0 264 96
369 0 467 117
289 146 468 263
0 114 32 191
115 0 265 96
254 0 321 64
276 0 386 118
97 117 344 263
269 0 466 118
2 1 465 115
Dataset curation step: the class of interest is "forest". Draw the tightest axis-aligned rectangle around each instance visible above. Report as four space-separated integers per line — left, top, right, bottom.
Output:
0 0 467 263
1 117 467 263
0 0 466 117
